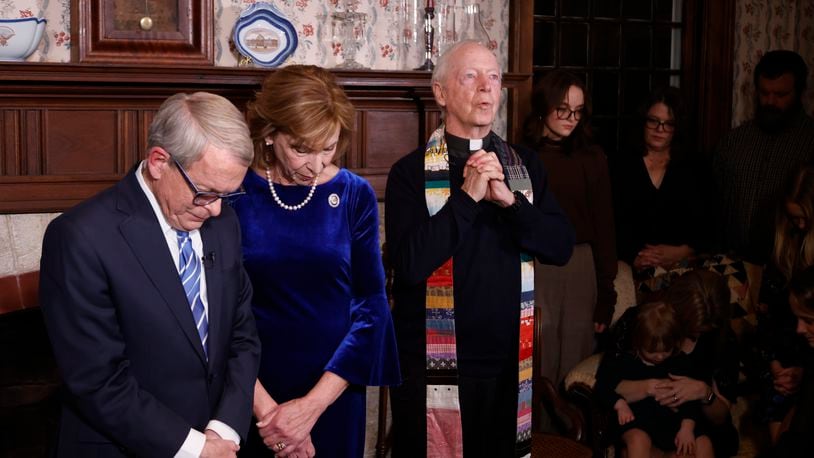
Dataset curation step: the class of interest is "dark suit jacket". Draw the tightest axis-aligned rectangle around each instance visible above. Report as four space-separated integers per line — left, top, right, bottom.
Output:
39 169 260 457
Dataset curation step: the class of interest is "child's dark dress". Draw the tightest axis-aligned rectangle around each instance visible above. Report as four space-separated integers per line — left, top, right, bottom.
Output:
596 350 704 451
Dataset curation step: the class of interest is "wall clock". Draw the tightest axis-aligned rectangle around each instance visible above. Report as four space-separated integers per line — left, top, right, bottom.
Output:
72 0 213 65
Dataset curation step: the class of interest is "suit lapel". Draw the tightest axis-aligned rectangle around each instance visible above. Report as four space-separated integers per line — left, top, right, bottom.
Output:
117 170 209 365
201 225 223 367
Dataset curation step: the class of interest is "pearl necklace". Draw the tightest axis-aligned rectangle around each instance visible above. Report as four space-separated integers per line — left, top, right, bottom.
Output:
265 167 319 211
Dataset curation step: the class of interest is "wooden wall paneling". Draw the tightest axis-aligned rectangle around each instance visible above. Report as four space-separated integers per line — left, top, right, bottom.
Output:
45 110 118 175
1 110 19 176
682 0 736 154
0 65 525 211
343 86 440 199
701 0 736 153
0 175 121 213
508 0 534 144
348 110 364 170
364 110 420 168
141 109 157 167
120 110 142 171
24 110 43 175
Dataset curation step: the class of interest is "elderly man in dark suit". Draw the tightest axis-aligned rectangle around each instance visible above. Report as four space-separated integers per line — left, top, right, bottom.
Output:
39 92 260 458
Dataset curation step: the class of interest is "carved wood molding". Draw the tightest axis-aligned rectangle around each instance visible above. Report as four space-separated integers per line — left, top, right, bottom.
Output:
0 64 528 214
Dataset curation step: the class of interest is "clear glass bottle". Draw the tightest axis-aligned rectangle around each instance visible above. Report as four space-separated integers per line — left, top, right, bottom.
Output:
399 0 423 70
457 2 490 46
435 0 457 57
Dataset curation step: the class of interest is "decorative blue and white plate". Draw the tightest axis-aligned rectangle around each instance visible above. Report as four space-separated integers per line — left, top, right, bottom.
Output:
233 2 297 67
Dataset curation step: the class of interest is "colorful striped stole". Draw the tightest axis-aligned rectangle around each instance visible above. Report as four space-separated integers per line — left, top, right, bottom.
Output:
423 126 534 457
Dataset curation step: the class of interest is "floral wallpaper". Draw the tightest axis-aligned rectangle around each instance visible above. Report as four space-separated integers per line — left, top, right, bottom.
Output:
1 0 509 71
3 0 509 135
732 0 814 126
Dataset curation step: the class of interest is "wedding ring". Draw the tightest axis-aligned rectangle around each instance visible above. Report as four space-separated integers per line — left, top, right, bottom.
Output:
275 441 287 451
673 394 678 401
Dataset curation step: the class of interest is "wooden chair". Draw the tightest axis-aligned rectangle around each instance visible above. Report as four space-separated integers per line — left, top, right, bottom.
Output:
532 306 593 458
375 242 394 457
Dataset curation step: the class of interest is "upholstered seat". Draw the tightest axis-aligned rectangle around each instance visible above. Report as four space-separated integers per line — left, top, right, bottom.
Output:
0 307 61 457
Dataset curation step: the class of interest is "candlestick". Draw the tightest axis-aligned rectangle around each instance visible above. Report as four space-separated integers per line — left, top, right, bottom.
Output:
414 5 435 70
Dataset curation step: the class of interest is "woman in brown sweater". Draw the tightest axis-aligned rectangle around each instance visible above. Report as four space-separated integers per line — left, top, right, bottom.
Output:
523 70 617 384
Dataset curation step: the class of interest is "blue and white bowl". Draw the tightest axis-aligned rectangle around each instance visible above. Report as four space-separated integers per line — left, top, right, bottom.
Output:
233 2 297 67
0 17 47 62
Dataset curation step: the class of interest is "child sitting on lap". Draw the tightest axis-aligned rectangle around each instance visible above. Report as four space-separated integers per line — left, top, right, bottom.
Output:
596 301 714 457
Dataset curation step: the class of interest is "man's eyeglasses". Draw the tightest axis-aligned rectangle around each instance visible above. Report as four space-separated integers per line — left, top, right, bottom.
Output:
555 107 583 121
172 157 245 206
645 117 676 132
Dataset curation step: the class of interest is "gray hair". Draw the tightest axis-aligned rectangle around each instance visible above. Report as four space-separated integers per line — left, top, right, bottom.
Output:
431 40 492 87
147 92 254 168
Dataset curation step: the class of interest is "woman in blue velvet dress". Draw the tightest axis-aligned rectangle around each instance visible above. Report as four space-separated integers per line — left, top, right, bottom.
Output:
232 65 401 458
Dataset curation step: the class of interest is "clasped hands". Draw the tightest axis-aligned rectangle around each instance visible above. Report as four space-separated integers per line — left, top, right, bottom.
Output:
461 150 515 207
770 360 804 396
633 244 691 270
256 397 319 458
649 374 709 409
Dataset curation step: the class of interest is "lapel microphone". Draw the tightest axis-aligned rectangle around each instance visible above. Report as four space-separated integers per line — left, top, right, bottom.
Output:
202 252 215 269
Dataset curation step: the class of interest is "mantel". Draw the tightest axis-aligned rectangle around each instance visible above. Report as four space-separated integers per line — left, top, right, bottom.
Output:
0 63 531 214
0 62 529 89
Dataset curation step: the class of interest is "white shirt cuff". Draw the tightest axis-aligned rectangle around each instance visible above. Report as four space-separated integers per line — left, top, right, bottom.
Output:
206 420 241 445
174 428 205 458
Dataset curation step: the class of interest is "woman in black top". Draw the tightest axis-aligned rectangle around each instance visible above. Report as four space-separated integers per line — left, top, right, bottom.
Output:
613 87 711 276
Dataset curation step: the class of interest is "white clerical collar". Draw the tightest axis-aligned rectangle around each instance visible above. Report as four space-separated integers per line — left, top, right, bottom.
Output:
469 138 483 151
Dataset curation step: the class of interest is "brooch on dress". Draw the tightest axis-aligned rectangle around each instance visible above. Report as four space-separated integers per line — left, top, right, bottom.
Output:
328 193 340 208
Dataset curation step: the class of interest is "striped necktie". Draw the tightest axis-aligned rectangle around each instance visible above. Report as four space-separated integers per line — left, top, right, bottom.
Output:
176 231 208 360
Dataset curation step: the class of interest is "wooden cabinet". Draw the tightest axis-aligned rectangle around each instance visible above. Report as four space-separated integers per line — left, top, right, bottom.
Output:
0 63 528 213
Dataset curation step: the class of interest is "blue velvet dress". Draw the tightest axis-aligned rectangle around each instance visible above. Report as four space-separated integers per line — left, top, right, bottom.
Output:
233 169 401 457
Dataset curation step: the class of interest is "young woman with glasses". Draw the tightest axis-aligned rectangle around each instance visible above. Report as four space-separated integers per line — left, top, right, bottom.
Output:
522 69 617 384
612 86 712 285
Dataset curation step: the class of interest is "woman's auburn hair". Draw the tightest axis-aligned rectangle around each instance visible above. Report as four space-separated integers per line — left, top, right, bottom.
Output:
666 269 731 338
246 65 356 169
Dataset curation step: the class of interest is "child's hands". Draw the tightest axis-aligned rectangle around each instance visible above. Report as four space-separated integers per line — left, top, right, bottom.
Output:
674 420 695 456
614 399 635 425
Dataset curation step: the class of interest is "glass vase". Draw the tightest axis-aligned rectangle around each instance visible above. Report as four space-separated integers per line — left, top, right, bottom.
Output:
457 2 490 46
399 0 423 70
331 10 369 69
